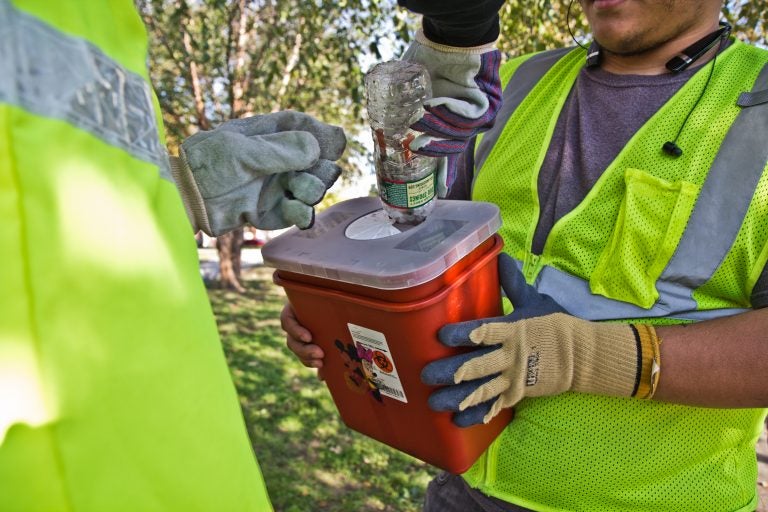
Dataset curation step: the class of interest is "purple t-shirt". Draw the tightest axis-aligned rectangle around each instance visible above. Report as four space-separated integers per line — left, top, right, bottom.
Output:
450 62 768 307
531 65 695 252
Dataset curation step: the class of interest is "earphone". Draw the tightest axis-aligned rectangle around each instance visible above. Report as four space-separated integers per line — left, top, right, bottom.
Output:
570 14 732 158
666 21 732 73
660 21 731 156
584 21 731 72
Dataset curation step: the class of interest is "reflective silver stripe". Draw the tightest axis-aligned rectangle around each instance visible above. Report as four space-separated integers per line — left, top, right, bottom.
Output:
659 60 768 305
474 47 573 177
737 87 768 107
532 261 749 322
0 0 171 180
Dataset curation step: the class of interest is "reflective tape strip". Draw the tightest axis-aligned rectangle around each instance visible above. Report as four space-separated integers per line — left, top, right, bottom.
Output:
738 87 768 107
532 261 749 322
659 60 768 299
0 0 171 181
474 47 573 176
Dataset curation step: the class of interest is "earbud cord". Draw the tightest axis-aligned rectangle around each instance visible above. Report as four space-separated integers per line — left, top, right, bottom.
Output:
567 0 588 50
665 39 723 153
566 3 728 156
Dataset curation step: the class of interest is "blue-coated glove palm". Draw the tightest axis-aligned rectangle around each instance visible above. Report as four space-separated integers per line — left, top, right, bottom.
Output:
422 253 567 427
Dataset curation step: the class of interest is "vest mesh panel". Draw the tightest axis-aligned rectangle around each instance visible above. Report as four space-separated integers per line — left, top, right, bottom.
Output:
0 2 271 510
465 42 768 511
695 169 768 309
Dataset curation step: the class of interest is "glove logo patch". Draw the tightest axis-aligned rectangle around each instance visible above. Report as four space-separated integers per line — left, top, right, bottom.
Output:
526 350 540 387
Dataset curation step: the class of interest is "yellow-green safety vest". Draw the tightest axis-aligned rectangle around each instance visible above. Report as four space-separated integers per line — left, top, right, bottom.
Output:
0 1 272 510
465 40 768 511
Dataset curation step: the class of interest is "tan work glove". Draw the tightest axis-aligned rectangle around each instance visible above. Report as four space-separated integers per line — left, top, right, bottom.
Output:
422 254 662 426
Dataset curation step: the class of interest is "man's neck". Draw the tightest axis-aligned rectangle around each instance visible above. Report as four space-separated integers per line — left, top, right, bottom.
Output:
600 22 723 75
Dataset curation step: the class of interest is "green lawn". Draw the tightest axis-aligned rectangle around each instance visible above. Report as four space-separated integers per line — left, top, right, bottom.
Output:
207 266 434 512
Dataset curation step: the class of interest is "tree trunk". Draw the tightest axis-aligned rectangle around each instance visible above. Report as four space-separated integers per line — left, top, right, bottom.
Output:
182 28 211 131
216 228 245 292
271 29 303 112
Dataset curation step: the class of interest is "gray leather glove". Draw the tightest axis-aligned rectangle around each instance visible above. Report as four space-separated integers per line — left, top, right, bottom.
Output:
170 111 346 235
402 29 502 196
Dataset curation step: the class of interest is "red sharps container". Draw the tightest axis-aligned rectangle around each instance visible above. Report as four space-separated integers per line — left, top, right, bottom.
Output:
261 196 512 473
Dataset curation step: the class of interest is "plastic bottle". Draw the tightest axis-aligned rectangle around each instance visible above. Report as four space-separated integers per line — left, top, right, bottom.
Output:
364 61 437 224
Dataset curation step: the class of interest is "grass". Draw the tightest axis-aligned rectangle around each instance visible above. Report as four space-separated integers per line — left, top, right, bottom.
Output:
207 266 434 512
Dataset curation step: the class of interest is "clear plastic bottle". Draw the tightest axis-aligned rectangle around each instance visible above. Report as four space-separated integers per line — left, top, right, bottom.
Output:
364 61 437 224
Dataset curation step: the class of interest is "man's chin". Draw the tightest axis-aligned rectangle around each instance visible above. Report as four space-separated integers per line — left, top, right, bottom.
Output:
595 35 667 58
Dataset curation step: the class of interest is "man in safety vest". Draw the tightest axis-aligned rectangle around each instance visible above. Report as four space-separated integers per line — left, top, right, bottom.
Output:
284 0 768 510
1 1 345 510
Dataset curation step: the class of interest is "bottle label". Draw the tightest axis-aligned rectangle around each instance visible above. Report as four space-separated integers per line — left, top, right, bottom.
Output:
379 173 435 209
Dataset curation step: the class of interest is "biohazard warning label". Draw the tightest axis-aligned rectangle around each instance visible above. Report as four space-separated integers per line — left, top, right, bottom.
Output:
347 323 407 403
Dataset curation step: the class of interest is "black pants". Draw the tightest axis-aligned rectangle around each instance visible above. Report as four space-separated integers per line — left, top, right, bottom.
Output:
423 472 535 512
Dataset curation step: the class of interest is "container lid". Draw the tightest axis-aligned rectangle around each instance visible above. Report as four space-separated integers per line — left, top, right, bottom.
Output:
261 197 501 289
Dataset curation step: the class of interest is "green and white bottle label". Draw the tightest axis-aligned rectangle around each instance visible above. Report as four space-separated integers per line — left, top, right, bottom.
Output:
379 172 436 209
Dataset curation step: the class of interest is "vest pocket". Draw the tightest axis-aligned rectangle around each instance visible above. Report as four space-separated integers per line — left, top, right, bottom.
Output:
590 168 700 308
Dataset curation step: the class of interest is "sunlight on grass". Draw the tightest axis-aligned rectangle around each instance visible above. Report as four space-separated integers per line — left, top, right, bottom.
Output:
365 497 387 510
284 366 308 380
251 408 272 420
315 423 340 438
362 450 392 468
259 346 293 362
298 387 325 399
277 416 304 433
207 267 434 511
313 469 357 489
261 393 278 405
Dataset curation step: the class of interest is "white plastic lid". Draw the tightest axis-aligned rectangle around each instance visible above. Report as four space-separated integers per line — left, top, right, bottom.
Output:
261 197 501 290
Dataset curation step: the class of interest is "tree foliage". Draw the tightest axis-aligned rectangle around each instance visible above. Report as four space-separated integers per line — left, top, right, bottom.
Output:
140 0 768 146
137 0 412 289
723 1 768 45
138 0 411 173
496 0 768 57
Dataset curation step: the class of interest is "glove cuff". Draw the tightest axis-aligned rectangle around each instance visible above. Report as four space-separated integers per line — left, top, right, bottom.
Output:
630 324 662 400
415 29 496 55
169 150 214 236
570 318 661 400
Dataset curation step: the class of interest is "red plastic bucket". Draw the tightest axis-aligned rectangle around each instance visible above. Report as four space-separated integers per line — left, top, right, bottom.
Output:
273 233 512 473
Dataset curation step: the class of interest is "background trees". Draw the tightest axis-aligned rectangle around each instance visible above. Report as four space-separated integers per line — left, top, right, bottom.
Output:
138 0 411 290
495 1 767 56
140 0 767 290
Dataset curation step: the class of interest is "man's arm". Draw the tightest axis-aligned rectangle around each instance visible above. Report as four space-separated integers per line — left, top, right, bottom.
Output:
656 307 768 407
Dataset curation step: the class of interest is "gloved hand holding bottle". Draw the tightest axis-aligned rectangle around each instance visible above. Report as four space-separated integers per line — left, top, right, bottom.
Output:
422 253 663 427
169 110 346 235
397 0 504 196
